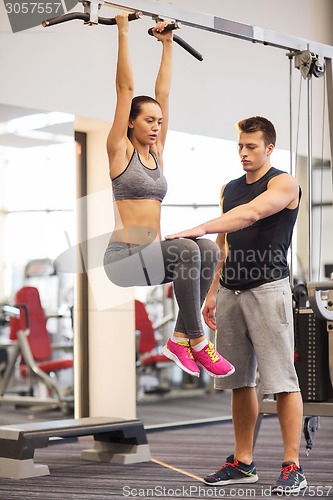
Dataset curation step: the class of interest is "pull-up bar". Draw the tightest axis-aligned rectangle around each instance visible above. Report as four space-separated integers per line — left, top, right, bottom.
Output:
42 9 141 27
42 2 203 61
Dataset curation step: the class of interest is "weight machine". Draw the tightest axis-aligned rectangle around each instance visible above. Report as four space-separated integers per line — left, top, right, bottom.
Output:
254 281 333 455
42 0 333 452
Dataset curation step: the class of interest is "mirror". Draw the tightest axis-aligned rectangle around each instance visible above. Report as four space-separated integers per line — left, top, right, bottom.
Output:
0 103 75 424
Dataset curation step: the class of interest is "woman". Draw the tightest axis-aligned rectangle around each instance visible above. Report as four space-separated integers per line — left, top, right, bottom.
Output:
103 12 234 379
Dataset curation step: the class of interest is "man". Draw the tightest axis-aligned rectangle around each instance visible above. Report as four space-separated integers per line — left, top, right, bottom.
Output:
166 116 306 494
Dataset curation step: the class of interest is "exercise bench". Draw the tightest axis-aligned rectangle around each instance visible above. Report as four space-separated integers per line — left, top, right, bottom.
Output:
0 416 151 479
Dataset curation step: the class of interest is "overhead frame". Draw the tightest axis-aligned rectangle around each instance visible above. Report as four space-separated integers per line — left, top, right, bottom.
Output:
104 0 333 58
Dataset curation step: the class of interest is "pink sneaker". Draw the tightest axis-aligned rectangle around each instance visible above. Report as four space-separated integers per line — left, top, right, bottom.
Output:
162 339 200 377
192 341 235 378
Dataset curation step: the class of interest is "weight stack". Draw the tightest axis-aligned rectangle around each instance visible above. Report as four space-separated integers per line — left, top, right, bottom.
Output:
294 307 333 402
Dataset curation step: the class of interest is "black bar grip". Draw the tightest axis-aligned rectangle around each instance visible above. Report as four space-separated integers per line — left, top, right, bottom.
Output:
98 11 142 26
43 10 142 28
42 12 89 27
173 34 203 61
148 22 181 37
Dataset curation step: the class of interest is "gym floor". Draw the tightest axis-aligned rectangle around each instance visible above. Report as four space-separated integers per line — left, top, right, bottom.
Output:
0 388 233 427
0 415 331 499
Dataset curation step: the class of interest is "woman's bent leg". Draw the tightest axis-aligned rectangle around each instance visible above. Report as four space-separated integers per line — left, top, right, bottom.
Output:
104 239 234 378
172 238 220 336
160 238 235 378
161 238 206 338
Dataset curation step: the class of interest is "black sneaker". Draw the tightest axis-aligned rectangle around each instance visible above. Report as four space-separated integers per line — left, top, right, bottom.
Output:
203 455 259 486
272 462 307 494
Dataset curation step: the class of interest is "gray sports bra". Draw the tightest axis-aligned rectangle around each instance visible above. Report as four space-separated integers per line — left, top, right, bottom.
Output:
112 149 167 202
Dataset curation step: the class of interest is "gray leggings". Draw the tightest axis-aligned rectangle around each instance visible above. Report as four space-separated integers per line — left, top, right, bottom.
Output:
104 238 219 339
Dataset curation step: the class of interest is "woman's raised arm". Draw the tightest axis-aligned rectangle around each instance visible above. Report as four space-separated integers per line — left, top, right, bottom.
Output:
152 23 173 158
106 13 134 177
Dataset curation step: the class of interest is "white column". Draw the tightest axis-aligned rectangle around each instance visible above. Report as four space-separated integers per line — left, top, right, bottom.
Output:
76 117 136 420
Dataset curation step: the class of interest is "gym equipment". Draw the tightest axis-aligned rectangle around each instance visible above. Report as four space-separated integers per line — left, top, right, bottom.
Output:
255 281 333 453
303 416 320 456
0 287 74 414
43 8 142 27
135 299 173 396
42 2 203 61
294 309 332 402
24 258 74 344
0 305 23 400
0 417 150 479
296 282 333 404
147 23 203 61
307 281 333 322
295 50 325 79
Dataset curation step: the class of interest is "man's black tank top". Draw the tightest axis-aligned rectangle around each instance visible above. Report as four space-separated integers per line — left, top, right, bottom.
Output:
220 167 300 290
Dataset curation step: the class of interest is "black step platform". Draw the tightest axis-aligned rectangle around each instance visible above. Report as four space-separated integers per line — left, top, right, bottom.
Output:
0 416 151 479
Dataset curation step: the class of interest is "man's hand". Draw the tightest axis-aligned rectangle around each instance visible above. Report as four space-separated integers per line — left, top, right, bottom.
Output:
165 224 206 240
202 292 217 331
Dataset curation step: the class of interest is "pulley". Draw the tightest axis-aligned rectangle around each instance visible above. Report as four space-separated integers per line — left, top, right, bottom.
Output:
294 50 325 79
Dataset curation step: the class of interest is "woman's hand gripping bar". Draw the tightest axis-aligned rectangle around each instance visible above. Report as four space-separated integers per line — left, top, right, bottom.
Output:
148 22 203 61
147 22 181 36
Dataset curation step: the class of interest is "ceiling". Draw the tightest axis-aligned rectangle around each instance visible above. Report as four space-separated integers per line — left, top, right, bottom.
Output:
0 103 74 149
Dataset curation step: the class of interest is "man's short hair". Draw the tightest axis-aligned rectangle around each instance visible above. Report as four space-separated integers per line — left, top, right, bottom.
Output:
236 116 276 146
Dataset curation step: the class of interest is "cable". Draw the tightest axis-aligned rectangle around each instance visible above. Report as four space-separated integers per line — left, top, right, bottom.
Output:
307 76 313 281
317 75 327 281
293 72 304 283
289 54 295 283
294 73 303 171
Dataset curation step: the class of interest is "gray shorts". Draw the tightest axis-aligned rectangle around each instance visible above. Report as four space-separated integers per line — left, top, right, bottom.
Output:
215 277 300 394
